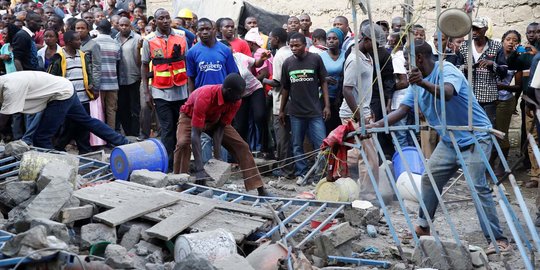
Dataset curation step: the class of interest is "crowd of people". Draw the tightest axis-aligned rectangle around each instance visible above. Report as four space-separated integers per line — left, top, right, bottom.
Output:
1 0 540 254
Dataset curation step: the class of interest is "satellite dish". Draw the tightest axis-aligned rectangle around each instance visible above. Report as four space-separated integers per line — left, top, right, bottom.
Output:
437 8 472 38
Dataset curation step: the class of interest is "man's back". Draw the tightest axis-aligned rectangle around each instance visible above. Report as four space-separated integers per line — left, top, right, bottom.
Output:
95 34 120 90
12 29 40 71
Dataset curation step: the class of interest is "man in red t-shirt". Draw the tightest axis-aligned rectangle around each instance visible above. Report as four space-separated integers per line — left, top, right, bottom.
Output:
219 17 251 56
173 74 272 196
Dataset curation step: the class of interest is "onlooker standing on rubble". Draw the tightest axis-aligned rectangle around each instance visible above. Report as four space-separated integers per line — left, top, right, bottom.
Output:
116 17 142 136
173 73 273 196
243 16 268 49
340 24 379 201
141 9 189 171
94 19 120 129
368 40 511 254
219 17 251 56
279 32 330 184
460 17 505 126
299 14 312 39
333 16 352 51
75 19 101 97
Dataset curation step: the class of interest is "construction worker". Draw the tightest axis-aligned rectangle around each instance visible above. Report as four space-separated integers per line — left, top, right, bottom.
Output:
177 8 195 32
141 9 189 171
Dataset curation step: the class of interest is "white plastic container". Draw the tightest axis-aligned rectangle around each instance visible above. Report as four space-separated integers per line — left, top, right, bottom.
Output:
396 172 423 202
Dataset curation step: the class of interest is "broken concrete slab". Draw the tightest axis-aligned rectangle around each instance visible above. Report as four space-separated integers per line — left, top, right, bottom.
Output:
120 225 143 250
146 249 164 264
130 170 168 188
22 163 75 222
166 173 190 186
1 225 49 258
204 159 232 188
412 236 472 270
0 181 36 207
135 240 162 256
4 140 30 157
213 254 255 270
61 204 95 224
344 204 382 227
105 244 135 269
174 253 217 270
314 222 360 258
30 218 70 243
80 223 117 250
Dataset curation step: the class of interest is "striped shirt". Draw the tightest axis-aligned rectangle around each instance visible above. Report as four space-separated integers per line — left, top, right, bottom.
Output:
95 34 121 91
63 49 88 103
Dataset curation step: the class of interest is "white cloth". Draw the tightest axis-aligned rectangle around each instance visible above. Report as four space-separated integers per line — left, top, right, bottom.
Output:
391 50 408 110
0 71 74 114
339 49 373 118
271 46 293 115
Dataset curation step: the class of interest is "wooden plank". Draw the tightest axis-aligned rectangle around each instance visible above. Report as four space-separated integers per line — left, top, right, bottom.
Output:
61 204 94 223
93 193 181 226
145 204 215 240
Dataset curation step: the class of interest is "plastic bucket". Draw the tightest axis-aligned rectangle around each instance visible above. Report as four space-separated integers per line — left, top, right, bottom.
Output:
174 228 236 263
396 172 422 202
315 177 360 202
110 138 168 180
392 147 425 177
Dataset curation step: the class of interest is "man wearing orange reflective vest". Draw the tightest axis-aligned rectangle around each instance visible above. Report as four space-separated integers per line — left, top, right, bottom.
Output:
141 9 189 171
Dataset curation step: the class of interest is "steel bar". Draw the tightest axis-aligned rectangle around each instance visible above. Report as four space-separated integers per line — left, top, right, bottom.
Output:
327 256 391 268
296 205 345 248
284 203 327 241
259 202 311 241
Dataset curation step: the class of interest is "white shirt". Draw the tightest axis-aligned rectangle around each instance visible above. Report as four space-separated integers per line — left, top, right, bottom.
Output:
271 46 293 115
339 49 373 118
0 71 74 114
390 50 408 110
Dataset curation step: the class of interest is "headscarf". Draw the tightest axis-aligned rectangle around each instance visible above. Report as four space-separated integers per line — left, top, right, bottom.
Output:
327 27 344 46
244 27 264 47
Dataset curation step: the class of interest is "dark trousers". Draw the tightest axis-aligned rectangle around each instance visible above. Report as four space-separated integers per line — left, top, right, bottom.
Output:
117 81 141 136
40 93 127 152
323 98 342 135
233 89 269 152
54 102 92 154
371 97 394 159
479 101 497 127
154 98 184 171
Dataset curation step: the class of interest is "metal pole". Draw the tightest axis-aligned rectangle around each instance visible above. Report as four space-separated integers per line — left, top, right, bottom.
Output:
435 0 446 134
467 0 474 129
351 0 365 134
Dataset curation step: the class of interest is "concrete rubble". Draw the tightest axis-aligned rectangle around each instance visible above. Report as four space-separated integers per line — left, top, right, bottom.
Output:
0 148 530 270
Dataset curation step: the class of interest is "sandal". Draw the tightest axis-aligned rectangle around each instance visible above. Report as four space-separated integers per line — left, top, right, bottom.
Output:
486 240 513 255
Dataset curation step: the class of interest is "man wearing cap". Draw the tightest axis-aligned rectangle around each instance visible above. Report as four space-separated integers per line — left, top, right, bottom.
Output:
459 17 505 126
173 73 273 196
141 9 189 170
177 8 195 32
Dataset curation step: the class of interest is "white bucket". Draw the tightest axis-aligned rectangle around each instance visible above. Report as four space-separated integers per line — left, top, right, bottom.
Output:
396 172 422 202
174 228 237 263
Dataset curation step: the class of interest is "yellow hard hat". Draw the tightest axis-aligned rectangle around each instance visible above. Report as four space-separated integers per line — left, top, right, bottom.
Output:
178 8 193 19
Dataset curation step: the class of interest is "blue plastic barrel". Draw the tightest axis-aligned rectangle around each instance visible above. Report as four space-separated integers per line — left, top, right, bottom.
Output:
392 146 425 178
110 138 168 180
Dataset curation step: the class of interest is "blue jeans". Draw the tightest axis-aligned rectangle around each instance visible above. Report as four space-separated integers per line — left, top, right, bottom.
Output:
392 112 412 147
290 115 326 177
201 133 228 163
418 140 506 243
22 112 42 145
34 93 128 149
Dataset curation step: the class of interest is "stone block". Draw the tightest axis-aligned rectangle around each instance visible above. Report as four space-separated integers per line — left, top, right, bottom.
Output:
174 253 217 270
166 173 190 186
213 254 255 270
135 240 162 256
204 159 232 188
120 225 143 250
314 222 360 257
0 181 36 207
130 170 168 188
412 236 471 270
81 223 117 249
105 244 135 269
4 140 30 157
30 218 70 243
344 204 381 227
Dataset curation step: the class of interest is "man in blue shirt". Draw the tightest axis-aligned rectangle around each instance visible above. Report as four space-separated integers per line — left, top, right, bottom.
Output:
367 40 510 254
186 18 238 93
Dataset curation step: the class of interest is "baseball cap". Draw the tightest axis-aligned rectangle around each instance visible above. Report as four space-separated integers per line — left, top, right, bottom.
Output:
472 17 488 28
361 23 386 47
